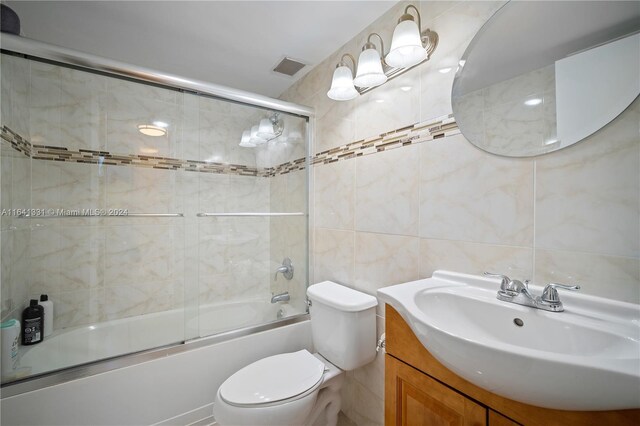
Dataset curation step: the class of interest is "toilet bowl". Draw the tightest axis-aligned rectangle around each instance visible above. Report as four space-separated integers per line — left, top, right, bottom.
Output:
214 281 377 426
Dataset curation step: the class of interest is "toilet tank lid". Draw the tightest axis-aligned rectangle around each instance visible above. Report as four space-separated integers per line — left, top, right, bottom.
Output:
307 281 378 312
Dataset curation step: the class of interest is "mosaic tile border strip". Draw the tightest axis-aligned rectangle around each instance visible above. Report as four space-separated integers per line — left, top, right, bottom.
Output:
30 144 262 176
1 115 459 177
1 125 264 177
1 126 31 157
272 114 460 175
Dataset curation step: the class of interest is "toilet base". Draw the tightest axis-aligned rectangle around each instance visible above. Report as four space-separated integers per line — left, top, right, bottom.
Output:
307 373 344 426
306 353 344 426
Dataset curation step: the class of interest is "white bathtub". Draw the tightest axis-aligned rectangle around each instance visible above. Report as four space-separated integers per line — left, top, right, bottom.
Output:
17 300 284 378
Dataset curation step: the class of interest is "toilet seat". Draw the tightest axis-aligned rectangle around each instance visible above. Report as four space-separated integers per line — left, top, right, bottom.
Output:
219 350 325 407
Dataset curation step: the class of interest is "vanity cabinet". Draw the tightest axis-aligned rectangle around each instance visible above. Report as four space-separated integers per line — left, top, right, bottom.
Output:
384 305 640 426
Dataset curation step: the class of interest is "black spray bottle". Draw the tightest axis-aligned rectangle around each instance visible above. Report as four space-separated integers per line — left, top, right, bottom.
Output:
21 299 44 345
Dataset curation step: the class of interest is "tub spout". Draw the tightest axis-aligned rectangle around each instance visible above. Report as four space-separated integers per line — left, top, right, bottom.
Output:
271 292 290 303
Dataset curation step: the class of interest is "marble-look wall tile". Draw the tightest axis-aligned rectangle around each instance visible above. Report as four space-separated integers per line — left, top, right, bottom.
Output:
227 176 270 212
419 135 534 246
356 144 420 236
1 151 31 232
314 228 354 285
354 232 420 296
534 249 639 304
340 370 384 426
30 62 108 151
198 108 256 166
106 165 176 214
314 159 354 230
535 99 640 258
103 280 174 321
105 224 175 286
46 288 103 329
351 315 385 399
1 54 30 141
30 225 105 296
419 238 533 281
419 1 504 121
105 89 183 158
355 72 421 141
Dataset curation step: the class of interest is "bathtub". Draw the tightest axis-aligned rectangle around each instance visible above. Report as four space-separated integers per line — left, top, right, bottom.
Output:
17 300 284 378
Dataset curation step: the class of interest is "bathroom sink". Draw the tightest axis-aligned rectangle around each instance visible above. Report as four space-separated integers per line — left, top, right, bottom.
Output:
378 271 640 411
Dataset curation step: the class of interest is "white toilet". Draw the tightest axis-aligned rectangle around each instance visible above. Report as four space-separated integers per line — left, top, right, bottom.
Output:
214 281 378 426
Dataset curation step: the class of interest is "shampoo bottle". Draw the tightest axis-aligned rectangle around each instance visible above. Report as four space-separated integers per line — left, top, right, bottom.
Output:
1 319 20 379
21 300 44 345
39 294 53 337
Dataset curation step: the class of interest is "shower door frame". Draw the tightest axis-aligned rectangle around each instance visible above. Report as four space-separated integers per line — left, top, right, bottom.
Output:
0 33 314 397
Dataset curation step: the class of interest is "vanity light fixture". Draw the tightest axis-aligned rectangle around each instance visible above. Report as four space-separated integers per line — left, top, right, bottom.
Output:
327 3 438 101
137 124 167 137
239 113 284 148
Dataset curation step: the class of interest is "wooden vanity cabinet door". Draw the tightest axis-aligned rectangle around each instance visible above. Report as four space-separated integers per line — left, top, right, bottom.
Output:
488 410 520 426
386 354 486 426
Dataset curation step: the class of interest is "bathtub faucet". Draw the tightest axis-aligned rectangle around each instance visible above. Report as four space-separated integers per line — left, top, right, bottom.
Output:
271 292 290 303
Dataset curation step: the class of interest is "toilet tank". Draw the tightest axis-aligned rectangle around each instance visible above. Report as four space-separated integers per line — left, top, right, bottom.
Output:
307 281 378 371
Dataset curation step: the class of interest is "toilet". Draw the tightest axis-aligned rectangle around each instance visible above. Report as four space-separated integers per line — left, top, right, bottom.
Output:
214 281 378 426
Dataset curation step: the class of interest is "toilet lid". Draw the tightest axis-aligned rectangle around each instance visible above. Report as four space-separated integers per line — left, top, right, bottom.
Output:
219 350 325 406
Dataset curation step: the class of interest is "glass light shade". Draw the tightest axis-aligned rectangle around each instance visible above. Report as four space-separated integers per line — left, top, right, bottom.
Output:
257 118 276 139
327 65 359 101
353 48 387 88
385 19 426 68
239 130 255 147
249 125 266 145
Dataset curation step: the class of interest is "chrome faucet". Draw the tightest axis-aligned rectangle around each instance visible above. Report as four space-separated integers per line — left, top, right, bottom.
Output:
274 258 294 281
271 291 290 303
484 272 580 312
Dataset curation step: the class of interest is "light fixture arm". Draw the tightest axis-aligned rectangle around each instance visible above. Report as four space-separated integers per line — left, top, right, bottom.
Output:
265 112 284 142
339 53 357 74
366 33 386 57
403 5 422 32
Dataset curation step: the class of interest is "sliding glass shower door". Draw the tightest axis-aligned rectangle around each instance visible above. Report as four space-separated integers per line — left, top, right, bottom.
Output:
0 51 309 384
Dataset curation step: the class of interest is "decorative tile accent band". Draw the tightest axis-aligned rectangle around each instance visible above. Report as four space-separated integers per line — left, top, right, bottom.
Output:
1 126 31 157
1 115 459 177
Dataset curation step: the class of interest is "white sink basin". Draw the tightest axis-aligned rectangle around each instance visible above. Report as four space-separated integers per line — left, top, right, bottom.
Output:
378 271 640 411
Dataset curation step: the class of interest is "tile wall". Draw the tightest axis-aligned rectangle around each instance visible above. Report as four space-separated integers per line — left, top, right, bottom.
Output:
280 1 640 425
0 55 309 336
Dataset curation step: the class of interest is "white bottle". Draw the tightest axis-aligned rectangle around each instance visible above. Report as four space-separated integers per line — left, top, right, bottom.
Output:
39 294 53 337
1 318 20 379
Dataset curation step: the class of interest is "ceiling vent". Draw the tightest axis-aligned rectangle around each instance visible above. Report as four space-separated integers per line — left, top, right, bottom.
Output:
273 57 306 76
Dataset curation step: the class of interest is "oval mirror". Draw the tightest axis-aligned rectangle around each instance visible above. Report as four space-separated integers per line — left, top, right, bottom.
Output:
452 1 640 157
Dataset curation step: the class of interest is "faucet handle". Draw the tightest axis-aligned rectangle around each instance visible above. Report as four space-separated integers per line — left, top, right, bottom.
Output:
541 282 580 303
484 272 511 290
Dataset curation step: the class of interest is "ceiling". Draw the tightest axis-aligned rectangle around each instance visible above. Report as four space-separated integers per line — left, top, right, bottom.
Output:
5 1 395 98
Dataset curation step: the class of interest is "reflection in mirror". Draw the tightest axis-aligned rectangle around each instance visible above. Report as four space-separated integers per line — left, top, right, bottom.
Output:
452 1 640 157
